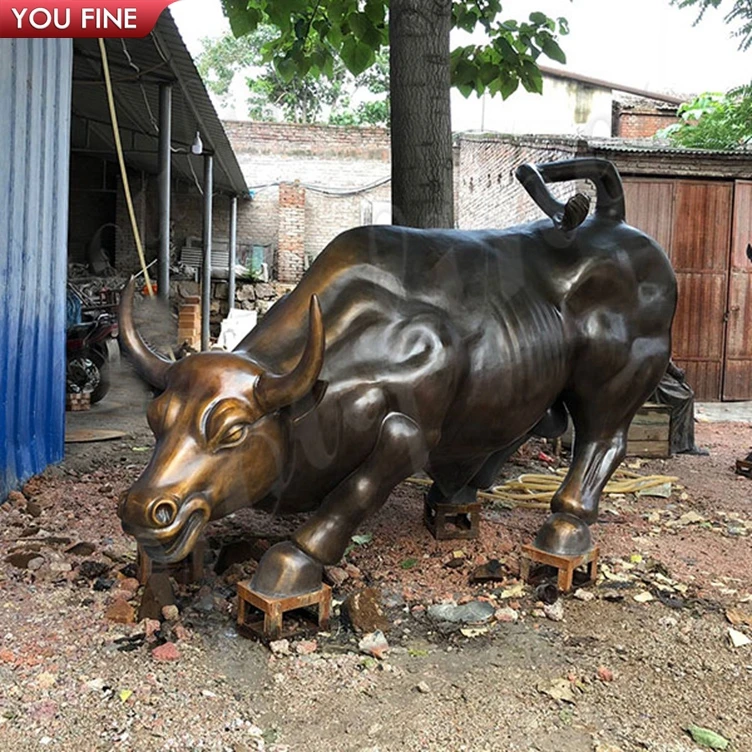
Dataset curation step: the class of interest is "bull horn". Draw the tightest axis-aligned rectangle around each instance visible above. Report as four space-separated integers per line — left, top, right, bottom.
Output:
118 278 172 389
256 295 325 411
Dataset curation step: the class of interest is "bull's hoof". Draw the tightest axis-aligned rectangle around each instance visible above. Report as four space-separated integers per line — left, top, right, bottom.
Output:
533 513 593 556
249 541 323 598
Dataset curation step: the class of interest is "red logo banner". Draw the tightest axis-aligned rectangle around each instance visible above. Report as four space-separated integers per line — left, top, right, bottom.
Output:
0 0 178 38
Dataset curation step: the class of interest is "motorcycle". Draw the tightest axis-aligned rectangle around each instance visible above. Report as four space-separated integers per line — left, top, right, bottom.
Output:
66 284 120 404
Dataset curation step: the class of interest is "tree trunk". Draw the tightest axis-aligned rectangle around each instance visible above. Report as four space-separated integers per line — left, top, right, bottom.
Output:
389 0 454 228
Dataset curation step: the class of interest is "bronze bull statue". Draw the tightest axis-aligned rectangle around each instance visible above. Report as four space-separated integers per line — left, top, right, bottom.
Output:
118 158 676 599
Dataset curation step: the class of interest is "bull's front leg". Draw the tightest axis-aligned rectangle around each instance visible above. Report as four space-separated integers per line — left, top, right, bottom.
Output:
250 412 428 597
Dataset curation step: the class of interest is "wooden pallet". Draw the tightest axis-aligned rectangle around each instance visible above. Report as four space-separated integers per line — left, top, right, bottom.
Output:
519 543 600 593
626 403 671 458
563 402 670 458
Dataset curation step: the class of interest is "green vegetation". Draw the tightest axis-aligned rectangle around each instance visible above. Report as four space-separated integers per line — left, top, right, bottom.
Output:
197 29 389 125
661 88 752 150
663 1 752 149
219 0 568 99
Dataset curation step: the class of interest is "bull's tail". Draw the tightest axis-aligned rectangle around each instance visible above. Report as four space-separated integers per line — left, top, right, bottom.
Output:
516 158 626 227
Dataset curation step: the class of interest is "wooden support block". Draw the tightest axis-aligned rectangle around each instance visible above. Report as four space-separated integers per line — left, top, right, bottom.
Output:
136 539 206 585
424 496 481 541
520 543 600 593
236 581 332 640
735 459 752 478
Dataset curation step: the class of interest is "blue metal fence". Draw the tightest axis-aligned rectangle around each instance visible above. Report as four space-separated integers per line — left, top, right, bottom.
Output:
0 39 72 500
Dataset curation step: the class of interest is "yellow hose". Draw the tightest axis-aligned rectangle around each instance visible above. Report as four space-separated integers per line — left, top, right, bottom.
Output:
98 38 154 295
405 467 678 509
493 467 678 502
405 476 549 509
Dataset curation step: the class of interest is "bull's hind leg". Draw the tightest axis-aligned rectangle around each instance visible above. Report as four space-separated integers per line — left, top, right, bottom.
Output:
250 412 428 597
535 340 668 556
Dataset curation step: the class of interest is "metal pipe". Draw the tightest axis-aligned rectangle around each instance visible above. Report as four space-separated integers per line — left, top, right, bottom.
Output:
228 196 238 311
201 153 214 351
158 83 172 304
152 25 246 196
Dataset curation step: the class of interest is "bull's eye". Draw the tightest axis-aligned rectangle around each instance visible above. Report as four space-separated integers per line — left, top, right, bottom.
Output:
216 424 248 449
151 498 178 527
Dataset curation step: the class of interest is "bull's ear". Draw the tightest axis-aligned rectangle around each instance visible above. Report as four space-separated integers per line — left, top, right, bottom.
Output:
256 295 325 411
286 379 328 424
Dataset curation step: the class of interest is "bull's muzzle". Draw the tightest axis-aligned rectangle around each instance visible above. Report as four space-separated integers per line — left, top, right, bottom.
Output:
118 491 211 564
118 492 178 527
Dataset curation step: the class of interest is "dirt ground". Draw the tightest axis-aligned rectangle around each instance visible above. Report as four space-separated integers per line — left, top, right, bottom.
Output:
1 370 751 752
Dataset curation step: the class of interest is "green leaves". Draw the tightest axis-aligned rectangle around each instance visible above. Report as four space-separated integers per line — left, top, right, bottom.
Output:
344 532 376 557
540 36 566 64
686 724 730 750
449 7 568 99
341 36 376 75
221 0 258 38
219 1 569 106
275 56 298 82
199 21 389 125
350 533 373 546
529 11 550 26
661 86 752 149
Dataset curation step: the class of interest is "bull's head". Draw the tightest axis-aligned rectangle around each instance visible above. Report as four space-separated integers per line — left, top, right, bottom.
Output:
117 280 324 563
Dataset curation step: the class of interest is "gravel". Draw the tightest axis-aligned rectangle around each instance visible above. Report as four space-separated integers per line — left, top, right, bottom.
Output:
0 417 750 751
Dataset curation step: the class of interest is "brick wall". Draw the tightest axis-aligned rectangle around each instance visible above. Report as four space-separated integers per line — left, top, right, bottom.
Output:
304 181 392 259
457 134 583 230
277 182 306 282
225 121 393 280
223 120 391 160
616 110 679 139
112 125 605 290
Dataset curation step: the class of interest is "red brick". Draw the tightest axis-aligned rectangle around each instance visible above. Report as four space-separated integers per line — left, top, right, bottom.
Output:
616 110 678 138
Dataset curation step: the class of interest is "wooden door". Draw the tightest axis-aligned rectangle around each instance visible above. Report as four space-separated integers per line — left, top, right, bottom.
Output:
623 178 733 401
669 181 733 400
623 178 675 250
723 180 752 399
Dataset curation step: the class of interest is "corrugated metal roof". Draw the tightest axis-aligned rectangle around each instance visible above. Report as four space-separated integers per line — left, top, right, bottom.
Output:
615 94 682 112
588 137 752 158
71 10 247 196
456 131 752 160
1 39 71 500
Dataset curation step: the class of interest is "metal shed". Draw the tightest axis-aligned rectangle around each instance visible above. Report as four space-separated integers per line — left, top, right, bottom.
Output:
0 39 72 500
1 11 248 501
71 14 247 195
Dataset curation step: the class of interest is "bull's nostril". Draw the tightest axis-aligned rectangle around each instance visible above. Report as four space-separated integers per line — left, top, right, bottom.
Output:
151 499 178 527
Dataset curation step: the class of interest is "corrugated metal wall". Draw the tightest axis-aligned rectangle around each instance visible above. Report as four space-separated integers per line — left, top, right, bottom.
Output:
0 39 72 500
